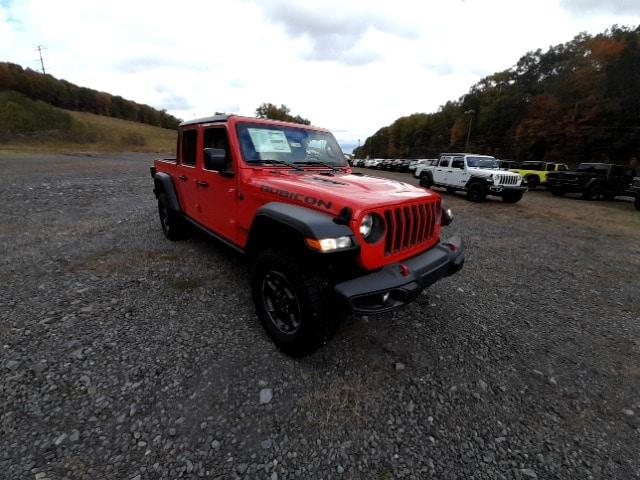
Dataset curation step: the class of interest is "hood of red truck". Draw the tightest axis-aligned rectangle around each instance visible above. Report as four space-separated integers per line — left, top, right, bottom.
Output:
248 170 438 213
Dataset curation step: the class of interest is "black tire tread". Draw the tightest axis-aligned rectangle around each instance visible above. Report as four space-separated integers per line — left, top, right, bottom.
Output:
158 192 189 240
251 248 337 356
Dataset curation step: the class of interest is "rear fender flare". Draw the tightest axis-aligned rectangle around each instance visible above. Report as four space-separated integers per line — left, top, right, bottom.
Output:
153 172 181 212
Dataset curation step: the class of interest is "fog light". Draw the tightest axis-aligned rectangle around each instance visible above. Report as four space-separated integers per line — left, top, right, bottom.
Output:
381 292 390 303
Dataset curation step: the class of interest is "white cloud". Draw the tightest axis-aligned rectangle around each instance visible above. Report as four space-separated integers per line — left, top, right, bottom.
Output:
0 0 638 152
560 0 640 16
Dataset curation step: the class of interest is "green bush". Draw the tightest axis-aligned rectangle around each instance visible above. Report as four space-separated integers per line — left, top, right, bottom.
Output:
0 90 73 140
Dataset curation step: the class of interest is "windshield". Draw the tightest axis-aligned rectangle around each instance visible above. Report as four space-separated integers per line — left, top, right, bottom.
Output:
467 156 497 169
236 123 347 167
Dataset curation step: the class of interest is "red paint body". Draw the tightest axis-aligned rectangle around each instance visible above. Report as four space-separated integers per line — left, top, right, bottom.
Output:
154 116 443 271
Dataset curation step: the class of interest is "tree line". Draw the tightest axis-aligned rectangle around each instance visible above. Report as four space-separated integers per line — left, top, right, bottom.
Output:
354 25 640 165
0 62 180 129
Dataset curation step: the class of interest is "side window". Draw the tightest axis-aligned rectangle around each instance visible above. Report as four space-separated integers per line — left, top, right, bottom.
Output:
546 163 555 171
439 157 450 167
203 127 229 159
625 167 636 178
558 164 568 171
611 165 624 176
181 129 198 167
451 157 464 169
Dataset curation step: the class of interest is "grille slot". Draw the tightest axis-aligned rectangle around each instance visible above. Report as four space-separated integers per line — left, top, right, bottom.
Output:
498 175 518 186
383 202 438 256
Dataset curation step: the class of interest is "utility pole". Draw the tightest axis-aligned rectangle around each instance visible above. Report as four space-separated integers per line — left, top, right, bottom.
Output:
36 45 46 74
464 109 474 152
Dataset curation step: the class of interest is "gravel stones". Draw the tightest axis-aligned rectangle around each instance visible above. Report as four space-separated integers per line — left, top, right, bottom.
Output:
1 155 639 479
259 388 273 404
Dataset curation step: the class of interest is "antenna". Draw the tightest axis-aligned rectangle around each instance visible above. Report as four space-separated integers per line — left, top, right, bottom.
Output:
36 45 46 74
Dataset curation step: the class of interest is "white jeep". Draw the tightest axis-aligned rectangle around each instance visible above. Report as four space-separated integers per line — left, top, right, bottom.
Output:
414 153 526 203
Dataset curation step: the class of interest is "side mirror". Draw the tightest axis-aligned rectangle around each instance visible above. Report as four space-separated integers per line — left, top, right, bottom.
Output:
203 148 228 172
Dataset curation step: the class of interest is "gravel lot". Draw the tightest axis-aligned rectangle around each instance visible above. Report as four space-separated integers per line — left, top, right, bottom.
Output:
1 153 639 480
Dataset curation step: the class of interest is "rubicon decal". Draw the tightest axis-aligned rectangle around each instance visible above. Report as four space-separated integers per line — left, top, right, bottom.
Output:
259 185 333 210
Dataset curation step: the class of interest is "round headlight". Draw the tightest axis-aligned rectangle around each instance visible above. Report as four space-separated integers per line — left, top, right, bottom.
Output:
359 214 373 238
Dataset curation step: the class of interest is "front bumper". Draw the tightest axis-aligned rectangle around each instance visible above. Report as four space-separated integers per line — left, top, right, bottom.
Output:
334 236 465 314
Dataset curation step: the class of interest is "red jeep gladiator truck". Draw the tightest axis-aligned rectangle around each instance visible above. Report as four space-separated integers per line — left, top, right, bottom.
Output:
151 115 464 354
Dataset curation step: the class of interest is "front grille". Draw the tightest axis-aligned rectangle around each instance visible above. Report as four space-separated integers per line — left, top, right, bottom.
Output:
498 174 518 186
383 201 438 256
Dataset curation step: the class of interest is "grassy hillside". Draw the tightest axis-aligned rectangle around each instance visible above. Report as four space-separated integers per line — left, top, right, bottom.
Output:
0 62 180 128
0 91 176 154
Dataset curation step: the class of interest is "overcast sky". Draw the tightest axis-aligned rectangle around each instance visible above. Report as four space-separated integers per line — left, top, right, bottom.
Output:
1 0 639 152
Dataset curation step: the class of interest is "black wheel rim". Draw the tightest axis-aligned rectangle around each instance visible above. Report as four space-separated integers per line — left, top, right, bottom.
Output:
261 271 301 335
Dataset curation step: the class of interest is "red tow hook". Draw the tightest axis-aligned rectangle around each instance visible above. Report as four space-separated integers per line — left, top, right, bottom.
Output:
399 264 410 277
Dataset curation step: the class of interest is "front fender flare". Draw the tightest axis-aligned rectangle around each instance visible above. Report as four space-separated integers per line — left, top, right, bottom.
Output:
247 202 357 253
465 176 489 189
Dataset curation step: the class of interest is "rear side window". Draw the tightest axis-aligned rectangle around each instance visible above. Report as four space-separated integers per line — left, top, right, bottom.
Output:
611 166 625 176
451 158 464 169
181 129 198 166
439 158 449 167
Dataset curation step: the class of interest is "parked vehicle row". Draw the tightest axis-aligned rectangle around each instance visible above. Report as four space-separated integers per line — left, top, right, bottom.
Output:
354 154 639 209
352 158 439 173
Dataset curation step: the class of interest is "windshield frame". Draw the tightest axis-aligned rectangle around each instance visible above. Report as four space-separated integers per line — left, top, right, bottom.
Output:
235 122 348 168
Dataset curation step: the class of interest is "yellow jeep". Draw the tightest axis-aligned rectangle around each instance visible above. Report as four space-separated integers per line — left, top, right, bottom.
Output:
509 161 569 190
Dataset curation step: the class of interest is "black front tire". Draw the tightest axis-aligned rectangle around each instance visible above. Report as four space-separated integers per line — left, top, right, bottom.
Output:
526 175 540 191
583 183 603 201
419 175 433 188
466 182 487 202
158 193 189 240
251 249 338 356
502 192 523 203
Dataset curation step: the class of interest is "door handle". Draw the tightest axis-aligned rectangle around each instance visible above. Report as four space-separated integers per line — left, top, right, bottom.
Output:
178 175 188 181
196 180 208 188
447 170 452 173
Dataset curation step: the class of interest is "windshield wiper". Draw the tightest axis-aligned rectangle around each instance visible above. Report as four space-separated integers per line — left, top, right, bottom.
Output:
298 160 342 172
250 159 303 171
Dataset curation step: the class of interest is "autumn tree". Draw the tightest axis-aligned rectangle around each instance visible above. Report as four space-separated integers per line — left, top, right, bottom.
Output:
255 103 311 125
356 25 640 164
